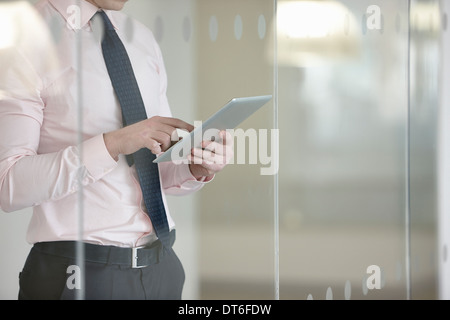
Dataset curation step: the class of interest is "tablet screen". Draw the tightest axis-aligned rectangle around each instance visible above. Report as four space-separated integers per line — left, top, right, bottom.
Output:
153 95 272 163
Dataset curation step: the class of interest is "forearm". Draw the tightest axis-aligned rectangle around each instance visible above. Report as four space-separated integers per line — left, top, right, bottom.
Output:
102 116 194 161
159 161 212 196
0 148 85 212
0 135 117 212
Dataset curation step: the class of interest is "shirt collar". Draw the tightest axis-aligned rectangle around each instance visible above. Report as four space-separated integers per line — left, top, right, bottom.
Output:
48 0 119 31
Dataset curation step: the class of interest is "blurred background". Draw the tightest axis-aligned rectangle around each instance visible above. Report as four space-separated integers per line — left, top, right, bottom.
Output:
0 0 447 300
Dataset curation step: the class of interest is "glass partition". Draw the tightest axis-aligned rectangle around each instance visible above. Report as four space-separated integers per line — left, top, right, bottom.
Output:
278 0 411 300
124 0 277 300
194 0 277 299
0 0 444 301
409 0 440 300
0 0 276 300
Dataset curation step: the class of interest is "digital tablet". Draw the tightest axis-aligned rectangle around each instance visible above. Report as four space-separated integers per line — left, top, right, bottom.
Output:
153 94 272 163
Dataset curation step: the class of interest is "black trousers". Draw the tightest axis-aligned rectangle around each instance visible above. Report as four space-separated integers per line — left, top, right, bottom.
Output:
18 242 185 300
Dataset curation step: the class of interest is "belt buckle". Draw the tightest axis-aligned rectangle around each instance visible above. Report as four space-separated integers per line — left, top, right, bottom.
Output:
132 246 148 268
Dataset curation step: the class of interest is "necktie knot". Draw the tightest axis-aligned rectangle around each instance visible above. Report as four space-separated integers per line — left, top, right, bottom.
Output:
97 10 115 31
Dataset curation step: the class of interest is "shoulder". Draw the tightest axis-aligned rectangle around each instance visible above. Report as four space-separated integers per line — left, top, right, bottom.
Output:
112 11 164 62
112 11 160 51
33 0 58 20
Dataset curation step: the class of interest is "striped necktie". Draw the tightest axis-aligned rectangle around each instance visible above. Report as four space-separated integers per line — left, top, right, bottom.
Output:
97 11 171 249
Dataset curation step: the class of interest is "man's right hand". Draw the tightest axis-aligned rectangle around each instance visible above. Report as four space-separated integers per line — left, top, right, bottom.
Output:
103 116 194 161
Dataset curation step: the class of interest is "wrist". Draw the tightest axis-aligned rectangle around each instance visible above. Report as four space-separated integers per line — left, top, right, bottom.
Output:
189 164 214 181
103 132 120 161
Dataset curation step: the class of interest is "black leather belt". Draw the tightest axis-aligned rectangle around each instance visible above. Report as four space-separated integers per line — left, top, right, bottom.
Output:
32 230 176 269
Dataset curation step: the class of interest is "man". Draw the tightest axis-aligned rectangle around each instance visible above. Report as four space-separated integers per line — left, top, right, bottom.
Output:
0 0 232 299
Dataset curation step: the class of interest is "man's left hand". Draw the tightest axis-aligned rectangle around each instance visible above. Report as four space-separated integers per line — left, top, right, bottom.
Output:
188 130 234 180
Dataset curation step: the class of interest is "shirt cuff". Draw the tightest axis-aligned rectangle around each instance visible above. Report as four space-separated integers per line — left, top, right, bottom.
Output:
81 134 118 181
178 163 214 188
197 174 215 183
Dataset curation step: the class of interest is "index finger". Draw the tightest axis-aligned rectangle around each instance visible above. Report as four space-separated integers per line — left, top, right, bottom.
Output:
220 130 233 146
160 117 194 133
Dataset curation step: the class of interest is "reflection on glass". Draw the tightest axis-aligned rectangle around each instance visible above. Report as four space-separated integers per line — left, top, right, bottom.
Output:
277 1 361 68
279 0 411 300
196 0 276 299
0 0 442 300
0 0 61 299
409 0 439 300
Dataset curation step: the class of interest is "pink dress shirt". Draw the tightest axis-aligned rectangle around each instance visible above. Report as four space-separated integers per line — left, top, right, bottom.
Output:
0 0 209 247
